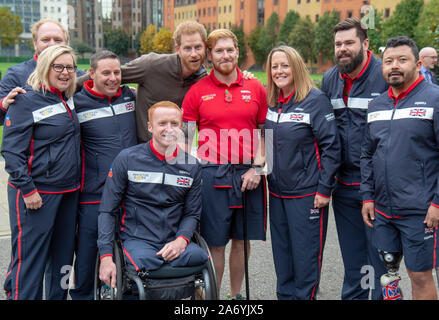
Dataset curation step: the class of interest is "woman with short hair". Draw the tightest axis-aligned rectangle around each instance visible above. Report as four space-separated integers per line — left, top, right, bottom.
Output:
265 45 341 300
2 45 81 300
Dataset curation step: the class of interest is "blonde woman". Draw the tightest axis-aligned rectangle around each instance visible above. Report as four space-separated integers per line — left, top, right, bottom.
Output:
265 46 341 300
2 45 81 300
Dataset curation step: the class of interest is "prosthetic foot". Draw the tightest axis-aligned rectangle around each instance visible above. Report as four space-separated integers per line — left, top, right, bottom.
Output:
379 251 403 300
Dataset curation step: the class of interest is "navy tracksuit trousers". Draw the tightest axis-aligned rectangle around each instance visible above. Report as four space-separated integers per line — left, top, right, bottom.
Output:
69 203 99 300
269 194 328 300
332 183 386 300
4 186 78 300
122 239 208 271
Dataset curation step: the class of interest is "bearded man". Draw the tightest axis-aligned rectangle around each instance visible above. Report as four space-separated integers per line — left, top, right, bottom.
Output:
320 18 388 300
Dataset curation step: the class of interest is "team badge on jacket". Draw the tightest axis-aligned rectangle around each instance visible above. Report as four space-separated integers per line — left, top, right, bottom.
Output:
176 177 191 187
409 108 426 117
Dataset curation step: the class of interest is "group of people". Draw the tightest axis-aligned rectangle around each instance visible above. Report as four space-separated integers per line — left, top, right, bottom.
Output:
0 16 438 301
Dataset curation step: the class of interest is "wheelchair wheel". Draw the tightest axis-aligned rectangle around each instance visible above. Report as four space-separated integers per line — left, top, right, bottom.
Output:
193 232 219 300
94 239 124 300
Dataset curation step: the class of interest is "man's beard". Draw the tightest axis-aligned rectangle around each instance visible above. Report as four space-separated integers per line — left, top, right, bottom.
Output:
335 46 364 75
182 58 202 74
385 69 417 88
213 60 237 76
386 71 405 87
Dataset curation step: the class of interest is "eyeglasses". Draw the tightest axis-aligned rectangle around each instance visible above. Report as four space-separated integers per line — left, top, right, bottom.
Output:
425 56 438 60
51 64 77 73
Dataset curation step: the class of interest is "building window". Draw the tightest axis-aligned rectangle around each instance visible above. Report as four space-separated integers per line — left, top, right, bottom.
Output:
385 8 390 18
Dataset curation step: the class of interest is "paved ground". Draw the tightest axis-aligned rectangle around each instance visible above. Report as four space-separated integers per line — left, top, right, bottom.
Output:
0 159 437 300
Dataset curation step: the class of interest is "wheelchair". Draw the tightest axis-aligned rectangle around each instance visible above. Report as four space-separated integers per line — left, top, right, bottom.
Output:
94 232 219 300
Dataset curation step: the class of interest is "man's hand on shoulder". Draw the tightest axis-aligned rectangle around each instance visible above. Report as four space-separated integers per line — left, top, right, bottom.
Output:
242 70 255 80
1 87 26 111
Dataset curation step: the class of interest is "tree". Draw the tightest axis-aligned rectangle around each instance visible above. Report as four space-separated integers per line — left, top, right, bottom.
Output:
104 28 130 56
139 24 157 54
71 41 93 59
382 0 424 40
278 10 300 45
0 6 22 57
230 24 247 67
134 31 143 55
247 25 265 67
414 0 439 49
152 27 173 54
288 17 316 70
257 12 280 65
314 10 340 62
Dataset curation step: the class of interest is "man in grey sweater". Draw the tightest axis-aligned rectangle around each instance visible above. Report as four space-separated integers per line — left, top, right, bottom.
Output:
78 21 208 142
121 21 208 142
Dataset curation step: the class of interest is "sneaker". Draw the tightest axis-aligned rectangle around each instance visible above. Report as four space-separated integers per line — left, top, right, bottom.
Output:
226 293 245 300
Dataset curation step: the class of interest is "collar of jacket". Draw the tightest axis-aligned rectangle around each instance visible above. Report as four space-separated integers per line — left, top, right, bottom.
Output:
83 79 122 102
149 139 179 161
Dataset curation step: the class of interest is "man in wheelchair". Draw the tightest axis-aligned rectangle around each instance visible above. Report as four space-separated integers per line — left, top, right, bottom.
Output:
97 101 208 291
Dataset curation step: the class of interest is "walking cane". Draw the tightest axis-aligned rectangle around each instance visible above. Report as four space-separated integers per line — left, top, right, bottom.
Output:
242 189 250 300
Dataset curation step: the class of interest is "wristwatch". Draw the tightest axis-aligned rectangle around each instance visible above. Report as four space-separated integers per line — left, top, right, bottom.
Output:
251 164 264 175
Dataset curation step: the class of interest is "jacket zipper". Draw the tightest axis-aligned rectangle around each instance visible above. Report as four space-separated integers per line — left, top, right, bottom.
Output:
384 99 398 214
273 103 283 195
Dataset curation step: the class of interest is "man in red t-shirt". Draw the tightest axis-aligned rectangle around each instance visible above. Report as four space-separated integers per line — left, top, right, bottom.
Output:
182 29 267 300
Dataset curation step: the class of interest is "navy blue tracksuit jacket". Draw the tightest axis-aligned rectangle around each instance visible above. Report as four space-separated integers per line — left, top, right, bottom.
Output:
321 53 389 185
97 142 202 258
2 86 81 194
265 88 341 197
75 80 138 203
361 77 439 214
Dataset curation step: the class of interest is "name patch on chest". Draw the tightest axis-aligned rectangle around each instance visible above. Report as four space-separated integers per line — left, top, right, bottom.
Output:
127 171 193 188
201 94 216 101
32 102 67 123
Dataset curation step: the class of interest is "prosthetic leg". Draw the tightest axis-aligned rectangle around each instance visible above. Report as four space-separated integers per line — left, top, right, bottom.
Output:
379 251 403 300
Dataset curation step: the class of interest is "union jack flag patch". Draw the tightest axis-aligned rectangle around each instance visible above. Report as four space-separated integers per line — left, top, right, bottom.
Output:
409 108 426 117
176 177 191 187
290 113 304 121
